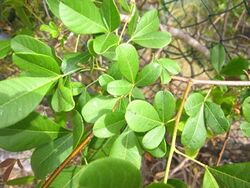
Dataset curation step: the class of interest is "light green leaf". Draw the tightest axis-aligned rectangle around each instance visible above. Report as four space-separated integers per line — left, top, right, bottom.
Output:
157 58 181 75
76 89 91 111
79 158 142 188
133 31 171 49
0 112 69 152
202 168 219 188
107 79 134 96
209 162 250 188
0 39 11 59
184 93 205 116
93 112 126 138
125 100 163 132
70 110 84 148
204 102 230 135
31 134 73 179
132 87 145 99
147 139 167 158
46 0 60 18
40 21 60 38
240 122 250 137
51 166 85 188
11 35 53 57
210 44 225 73
81 97 118 123
110 130 142 168
142 126 165 150
154 91 176 123
101 0 120 31
118 0 131 12
181 105 207 150
132 9 159 39
0 76 59 128
243 96 250 122
6 176 34 186
160 69 171 84
71 82 84 96
13 52 60 76
59 0 107 34
93 33 119 54
116 43 139 83
98 74 115 90
136 62 162 87
51 80 75 112
128 6 139 36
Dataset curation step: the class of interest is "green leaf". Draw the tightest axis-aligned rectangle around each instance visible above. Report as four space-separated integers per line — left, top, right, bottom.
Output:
132 9 159 39
116 43 139 83
82 97 118 123
107 79 134 96
79 158 142 188
146 183 174 188
40 21 60 38
157 58 181 75
76 89 91 111
110 130 142 168
160 69 171 84
70 110 84 148
242 96 250 122
51 166 85 188
202 168 219 188
0 76 59 128
98 74 115 90
51 80 75 112
136 62 162 87
240 122 250 137
154 91 176 123
128 7 139 36
142 126 165 150
209 162 250 188
133 31 171 48
61 52 90 74
0 112 69 152
93 33 119 54
13 53 60 76
204 102 230 135
210 44 225 73
147 139 167 158
0 39 11 59
132 87 145 99
184 93 205 116
59 0 107 34
101 0 120 31
181 105 207 150
46 0 60 18
221 57 249 76
125 100 163 132
11 35 53 57
6 176 34 186
168 179 188 188
71 82 84 96
118 0 131 12
31 134 73 179
93 112 126 138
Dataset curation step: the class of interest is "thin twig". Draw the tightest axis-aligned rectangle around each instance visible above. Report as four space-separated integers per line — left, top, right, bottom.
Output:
42 132 94 188
216 128 231 166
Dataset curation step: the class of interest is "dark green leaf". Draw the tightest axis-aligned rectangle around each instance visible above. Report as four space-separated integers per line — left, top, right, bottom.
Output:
184 93 205 116
221 57 248 76
6 176 34 186
146 183 174 188
0 39 11 59
210 44 225 73
79 158 142 188
70 110 84 148
142 126 165 150
168 179 188 188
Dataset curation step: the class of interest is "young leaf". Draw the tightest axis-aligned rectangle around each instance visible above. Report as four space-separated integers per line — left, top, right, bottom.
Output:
204 102 230 135
202 168 219 188
132 31 171 49
221 57 248 77
13 53 60 76
40 21 60 38
132 9 159 39
93 33 119 54
210 44 225 73
70 110 84 148
116 43 139 83
107 80 134 96
157 58 181 75
142 126 165 150
242 96 250 122
209 162 250 187
147 139 167 158
93 112 126 138
31 134 73 179
240 122 250 137
136 62 162 87
46 0 60 18
0 39 11 59
125 100 163 132
11 35 53 57
184 93 205 116
79 158 142 188
0 112 69 152
181 105 207 150
110 130 142 168
59 0 107 34
101 0 120 31
0 76 59 128
51 80 75 112
154 91 176 123
81 97 119 123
